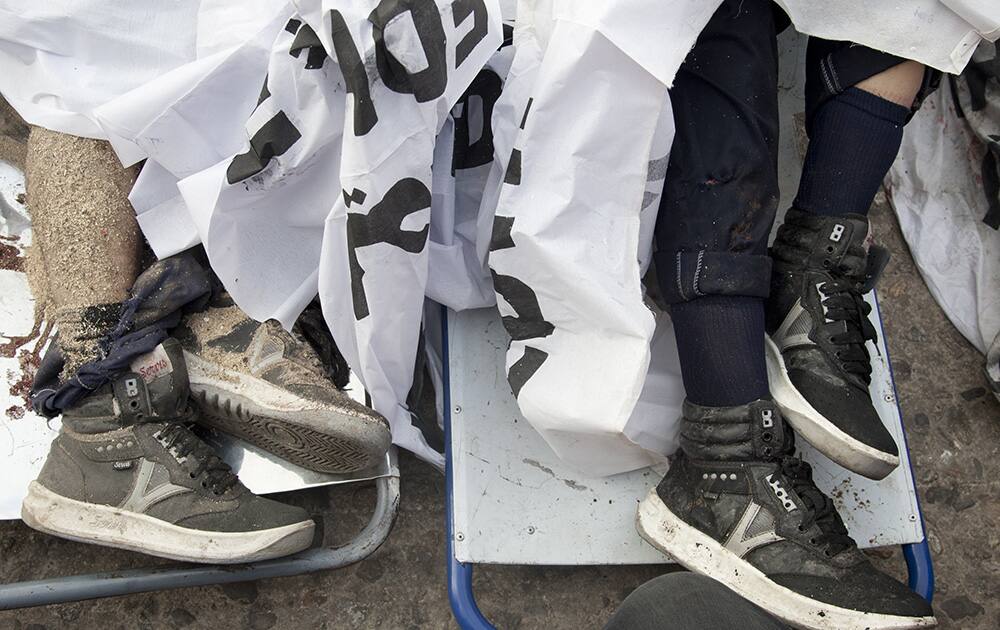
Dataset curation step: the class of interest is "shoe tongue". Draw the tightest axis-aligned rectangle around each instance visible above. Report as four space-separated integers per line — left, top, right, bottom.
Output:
127 338 190 418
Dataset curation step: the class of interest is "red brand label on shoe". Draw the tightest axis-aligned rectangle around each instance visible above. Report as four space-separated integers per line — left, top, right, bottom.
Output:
130 345 174 384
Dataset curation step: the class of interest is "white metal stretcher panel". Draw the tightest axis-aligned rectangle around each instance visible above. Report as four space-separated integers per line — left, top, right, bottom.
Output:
448 305 922 565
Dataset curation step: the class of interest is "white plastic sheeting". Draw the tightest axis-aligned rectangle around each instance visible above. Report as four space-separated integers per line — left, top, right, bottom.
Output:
888 42 1000 355
774 0 997 74
0 0 287 139
483 1 698 474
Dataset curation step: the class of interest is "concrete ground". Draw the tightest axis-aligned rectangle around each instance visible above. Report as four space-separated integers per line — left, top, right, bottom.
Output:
1 117 998 629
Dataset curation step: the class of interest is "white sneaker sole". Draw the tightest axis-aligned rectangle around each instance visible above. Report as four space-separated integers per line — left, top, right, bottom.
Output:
185 351 391 474
636 489 935 630
21 481 314 564
765 336 898 480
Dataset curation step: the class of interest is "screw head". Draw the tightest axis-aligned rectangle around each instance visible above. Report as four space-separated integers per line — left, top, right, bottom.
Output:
455 532 465 541
527 526 536 535
453 405 462 414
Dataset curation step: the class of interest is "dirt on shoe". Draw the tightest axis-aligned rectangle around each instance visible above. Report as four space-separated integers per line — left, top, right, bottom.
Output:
766 209 899 480
637 400 935 630
22 339 314 564
178 303 392 474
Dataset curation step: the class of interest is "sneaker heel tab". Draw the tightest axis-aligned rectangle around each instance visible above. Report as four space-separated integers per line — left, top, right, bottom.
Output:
861 245 890 293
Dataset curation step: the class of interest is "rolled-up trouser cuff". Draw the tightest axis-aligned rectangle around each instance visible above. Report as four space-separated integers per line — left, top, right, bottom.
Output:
655 249 772 305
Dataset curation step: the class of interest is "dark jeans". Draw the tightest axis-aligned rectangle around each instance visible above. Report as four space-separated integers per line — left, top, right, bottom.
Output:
654 0 939 305
604 572 790 630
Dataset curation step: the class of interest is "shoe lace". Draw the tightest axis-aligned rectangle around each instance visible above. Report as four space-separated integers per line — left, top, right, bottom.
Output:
155 418 238 495
817 277 879 384
779 456 855 556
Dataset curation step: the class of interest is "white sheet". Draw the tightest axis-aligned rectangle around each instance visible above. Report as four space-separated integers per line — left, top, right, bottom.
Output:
888 42 1000 355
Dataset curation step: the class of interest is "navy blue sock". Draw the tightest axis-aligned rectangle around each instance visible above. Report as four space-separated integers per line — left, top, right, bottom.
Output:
670 296 769 407
795 87 909 217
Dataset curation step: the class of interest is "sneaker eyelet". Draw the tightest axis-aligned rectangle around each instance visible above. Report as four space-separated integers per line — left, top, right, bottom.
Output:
825 246 834 253
762 447 773 456
762 432 773 443
128 400 139 409
809 538 817 545
797 524 804 532
822 259 832 268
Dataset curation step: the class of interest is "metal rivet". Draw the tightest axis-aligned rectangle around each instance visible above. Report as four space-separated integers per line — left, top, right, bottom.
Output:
97 446 104 452
116 443 124 449
702 473 708 479
455 532 465 541
710 473 717 479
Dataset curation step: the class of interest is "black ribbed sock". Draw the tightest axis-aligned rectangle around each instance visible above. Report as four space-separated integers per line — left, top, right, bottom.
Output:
670 295 769 407
795 87 909 217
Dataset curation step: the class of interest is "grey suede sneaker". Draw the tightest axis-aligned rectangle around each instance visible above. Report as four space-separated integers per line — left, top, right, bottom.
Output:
21 339 315 564
637 400 935 630
178 301 391 473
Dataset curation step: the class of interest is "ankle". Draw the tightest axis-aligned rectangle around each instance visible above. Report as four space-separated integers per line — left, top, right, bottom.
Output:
679 399 790 462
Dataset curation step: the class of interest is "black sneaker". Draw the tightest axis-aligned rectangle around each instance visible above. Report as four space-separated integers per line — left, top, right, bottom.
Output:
637 400 935 629
22 339 315 563
766 209 898 479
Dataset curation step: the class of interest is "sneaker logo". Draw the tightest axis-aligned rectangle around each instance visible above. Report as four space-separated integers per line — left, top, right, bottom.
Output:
766 474 797 512
829 224 845 242
130 345 174 384
723 501 784 558
120 459 191 513
113 460 134 471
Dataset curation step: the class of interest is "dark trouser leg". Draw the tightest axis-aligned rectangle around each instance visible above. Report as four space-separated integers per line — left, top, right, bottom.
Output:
604 572 790 630
655 0 779 407
794 40 940 217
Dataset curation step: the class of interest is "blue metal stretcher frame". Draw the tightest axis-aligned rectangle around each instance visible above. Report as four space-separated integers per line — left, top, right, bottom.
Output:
441 301 934 629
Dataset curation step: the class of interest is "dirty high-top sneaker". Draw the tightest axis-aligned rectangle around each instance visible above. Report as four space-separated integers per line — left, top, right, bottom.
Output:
765 208 898 480
177 301 391 474
21 339 315 564
637 400 935 630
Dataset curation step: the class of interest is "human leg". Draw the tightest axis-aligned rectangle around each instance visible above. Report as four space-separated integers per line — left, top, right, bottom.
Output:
639 9 935 627
766 43 939 478
654 0 779 408
25 126 143 374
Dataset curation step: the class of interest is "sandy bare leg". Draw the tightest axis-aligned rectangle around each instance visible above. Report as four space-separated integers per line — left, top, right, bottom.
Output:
25 126 142 372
